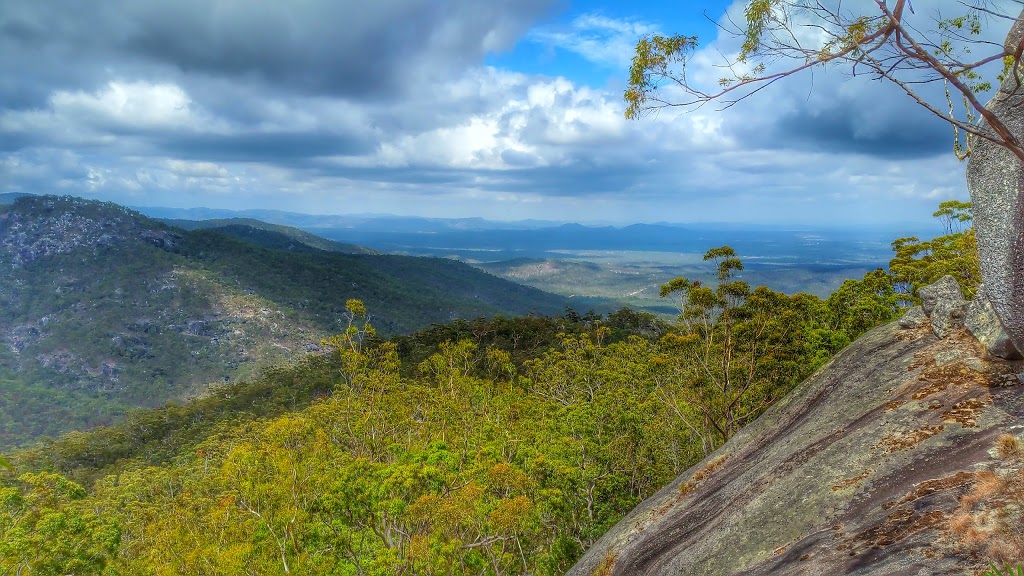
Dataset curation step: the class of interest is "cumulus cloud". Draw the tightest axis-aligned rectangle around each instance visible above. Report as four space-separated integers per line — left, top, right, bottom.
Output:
0 0 1000 225
0 0 557 99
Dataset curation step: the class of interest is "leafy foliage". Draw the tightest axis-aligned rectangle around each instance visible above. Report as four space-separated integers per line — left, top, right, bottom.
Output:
0 261 890 574
0 201 987 573
654 247 858 454
985 564 1024 576
889 200 981 301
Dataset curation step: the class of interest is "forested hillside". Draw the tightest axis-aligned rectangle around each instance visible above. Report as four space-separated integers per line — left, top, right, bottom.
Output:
0 196 568 447
161 217 377 255
0 202 979 574
0 199 983 576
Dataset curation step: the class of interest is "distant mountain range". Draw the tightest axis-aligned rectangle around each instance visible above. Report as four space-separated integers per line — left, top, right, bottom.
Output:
0 195 570 448
138 204 567 231
135 202 930 267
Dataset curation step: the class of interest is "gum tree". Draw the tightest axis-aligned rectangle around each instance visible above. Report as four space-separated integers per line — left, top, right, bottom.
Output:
625 0 1024 161
628 1 1024 357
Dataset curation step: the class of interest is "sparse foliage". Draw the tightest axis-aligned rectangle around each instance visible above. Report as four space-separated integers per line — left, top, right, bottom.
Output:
655 246 846 454
626 1 1024 161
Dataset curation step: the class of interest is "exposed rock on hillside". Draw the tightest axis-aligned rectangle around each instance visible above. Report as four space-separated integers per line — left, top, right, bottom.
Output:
0 194 570 448
569 282 1024 575
0 196 175 265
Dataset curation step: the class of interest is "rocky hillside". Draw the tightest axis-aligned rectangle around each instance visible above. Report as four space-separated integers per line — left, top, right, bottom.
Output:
569 282 1024 575
0 195 569 447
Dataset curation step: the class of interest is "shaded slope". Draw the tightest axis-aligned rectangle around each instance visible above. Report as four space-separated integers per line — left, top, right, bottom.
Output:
163 217 375 254
176 229 569 336
0 195 569 447
569 321 1024 575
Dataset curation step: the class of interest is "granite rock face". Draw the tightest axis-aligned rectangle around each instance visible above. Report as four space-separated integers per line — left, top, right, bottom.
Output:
566 322 1024 576
965 9 1024 356
898 306 928 330
966 290 1023 360
918 275 967 339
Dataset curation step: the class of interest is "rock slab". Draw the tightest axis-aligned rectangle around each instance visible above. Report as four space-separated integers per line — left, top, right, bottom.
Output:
918 275 967 339
567 322 1024 576
966 290 1023 360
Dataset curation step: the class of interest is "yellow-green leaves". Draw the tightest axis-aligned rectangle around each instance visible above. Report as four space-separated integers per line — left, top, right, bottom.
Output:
890 202 981 300
625 34 699 119
740 0 781 62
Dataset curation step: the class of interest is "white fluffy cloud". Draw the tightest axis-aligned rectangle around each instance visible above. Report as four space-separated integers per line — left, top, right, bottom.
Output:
0 0 1001 225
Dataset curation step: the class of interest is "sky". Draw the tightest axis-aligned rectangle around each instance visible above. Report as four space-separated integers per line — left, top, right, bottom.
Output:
0 0 1014 227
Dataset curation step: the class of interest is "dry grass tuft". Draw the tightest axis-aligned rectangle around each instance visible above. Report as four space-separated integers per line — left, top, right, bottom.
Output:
679 454 729 495
946 434 1024 564
593 552 617 576
996 434 1024 461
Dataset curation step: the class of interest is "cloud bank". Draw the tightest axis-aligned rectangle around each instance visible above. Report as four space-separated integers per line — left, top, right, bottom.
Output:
0 0 1002 225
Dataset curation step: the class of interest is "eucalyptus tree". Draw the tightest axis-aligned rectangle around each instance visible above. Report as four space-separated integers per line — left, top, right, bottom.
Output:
627 0 1024 356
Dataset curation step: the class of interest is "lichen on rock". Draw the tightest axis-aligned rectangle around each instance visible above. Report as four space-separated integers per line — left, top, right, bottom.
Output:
918 275 967 339
966 288 1023 360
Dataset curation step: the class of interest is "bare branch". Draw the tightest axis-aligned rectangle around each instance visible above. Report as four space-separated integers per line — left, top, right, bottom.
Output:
626 0 1024 162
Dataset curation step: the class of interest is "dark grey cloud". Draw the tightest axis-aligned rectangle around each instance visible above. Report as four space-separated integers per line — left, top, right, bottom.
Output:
0 0 558 99
159 132 376 164
0 0 984 225
301 156 655 197
715 72 956 160
774 107 950 159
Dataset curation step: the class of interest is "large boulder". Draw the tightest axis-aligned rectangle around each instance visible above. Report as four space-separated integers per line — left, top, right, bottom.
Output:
897 306 928 329
965 10 1024 356
918 275 967 339
966 288 1023 360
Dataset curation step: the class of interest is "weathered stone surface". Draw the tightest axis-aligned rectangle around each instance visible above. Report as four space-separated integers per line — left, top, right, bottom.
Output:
897 306 927 329
918 275 967 338
967 292 1024 360
567 322 1024 576
918 276 963 316
965 10 1024 356
0 195 161 265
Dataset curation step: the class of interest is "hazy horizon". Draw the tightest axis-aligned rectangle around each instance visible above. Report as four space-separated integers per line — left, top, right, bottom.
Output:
0 0 994 229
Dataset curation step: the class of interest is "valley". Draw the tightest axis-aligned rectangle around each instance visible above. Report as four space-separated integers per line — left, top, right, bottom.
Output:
2 0 1018 573
0 194 992 575
144 204 918 315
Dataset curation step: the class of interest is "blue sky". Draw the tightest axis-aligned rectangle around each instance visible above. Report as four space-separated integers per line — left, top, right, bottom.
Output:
486 0 733 87
0 0 1008 227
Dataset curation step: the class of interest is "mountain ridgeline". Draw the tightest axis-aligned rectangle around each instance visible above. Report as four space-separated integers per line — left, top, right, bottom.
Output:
0 195 569 447
0 196 1001 575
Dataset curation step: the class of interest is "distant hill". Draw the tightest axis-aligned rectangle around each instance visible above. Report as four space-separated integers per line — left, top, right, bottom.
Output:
0 195 569 447
161 217 376 254
136 205 564 231
0 192 34 205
